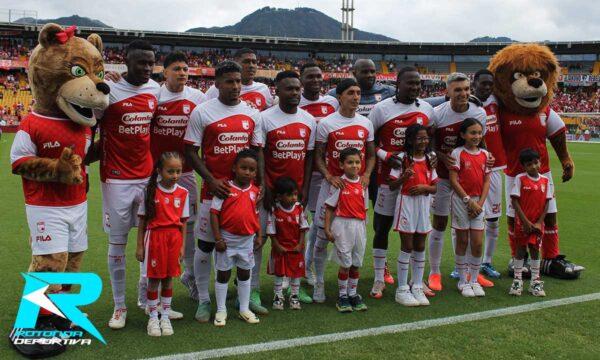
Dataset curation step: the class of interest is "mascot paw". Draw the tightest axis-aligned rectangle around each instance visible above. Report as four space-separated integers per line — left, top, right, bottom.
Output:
56 147 83 185
542 255 584 279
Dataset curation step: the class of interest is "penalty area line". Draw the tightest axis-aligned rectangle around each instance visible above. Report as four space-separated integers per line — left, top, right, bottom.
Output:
143 292 600 360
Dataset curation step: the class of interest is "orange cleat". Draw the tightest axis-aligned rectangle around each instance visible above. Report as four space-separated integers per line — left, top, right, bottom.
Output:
428 273 442 291
477 274 494 288
384 263 395 285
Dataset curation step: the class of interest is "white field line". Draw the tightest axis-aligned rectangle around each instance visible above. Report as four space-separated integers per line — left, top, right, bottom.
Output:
143 292 600 360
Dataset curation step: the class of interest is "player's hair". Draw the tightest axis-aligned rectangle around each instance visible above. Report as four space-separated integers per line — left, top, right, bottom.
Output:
300 62 320 74
474 69 493 81
455 118 486 149
519 148 541 165
216 61 242 79
234 48 255 59
404 124 433 167
145 152 184 221
234 148 258 164
274 70 299 84
396 66 419 82
164 51 188 69
446 72 469 87
126 40 154 56
274 176 298 196
336 78 359 95
339 147 362 162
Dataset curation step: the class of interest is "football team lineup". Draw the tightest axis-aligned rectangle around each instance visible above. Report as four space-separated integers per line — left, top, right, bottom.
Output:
2 22 599 359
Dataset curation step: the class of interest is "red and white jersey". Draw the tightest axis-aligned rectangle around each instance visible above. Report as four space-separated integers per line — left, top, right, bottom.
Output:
449 146 490 196
481 95 506 170
99 78 160 183
325 175 369 220
138 183 190 229
151 85 206 173
261 105 316 189
369 97 435 185
210 181 260 236
299 94 339 122
316 111 375 177
389 154 438 195
499 107 565 177
183 98 263 201
510 173 553 223
206 81 274 111
266 202 309 250
10 112 91 207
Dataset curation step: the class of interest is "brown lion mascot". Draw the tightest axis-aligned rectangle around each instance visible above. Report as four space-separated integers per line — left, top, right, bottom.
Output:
488 43 584 281
9 24 109 357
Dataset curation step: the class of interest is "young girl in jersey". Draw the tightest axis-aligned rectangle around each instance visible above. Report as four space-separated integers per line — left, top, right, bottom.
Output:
509 148 552 297
136 152 189 337
267 176 310 310
210 149 262 327
389 124 438 306
448 118 491 298
324 147 369 313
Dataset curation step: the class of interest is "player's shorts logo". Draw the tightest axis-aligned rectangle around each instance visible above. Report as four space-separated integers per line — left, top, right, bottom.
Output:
36 222 45 233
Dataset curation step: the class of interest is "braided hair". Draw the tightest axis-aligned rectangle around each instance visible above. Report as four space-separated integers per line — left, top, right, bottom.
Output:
144 151 183 221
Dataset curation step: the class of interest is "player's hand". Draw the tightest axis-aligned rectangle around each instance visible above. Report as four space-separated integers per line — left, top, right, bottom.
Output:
325 229 335 243
300 186 309 208
135 246 144 262
104 71 122 82
254 235 264 250
467 200 482 218
208 178 230 199
215 239 227 252
400 166 415 182
428 152 438 169
326 175 345 189
387 153 403 169
522 220 534 234
486 153 496 169
408 184 426 195
360 174 370 188
293 244 304 253
532 221 544 234
562 158 575 182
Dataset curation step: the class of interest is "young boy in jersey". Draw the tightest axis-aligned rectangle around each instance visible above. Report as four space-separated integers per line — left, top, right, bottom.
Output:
324 147 369 313
210 149 262 326
267 177 310 310
509 149 553 297
136 152 189 336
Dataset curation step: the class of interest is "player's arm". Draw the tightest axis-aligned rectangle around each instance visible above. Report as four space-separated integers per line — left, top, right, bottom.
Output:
185 143 230 199
549 131 574 182
301 150 314 207
314 141 344 189
251 145 264 187
135 217 147 262
210 211 226 252
270 234 284 254
478 172 491 207
361 141 376 188
324 205 336 243
179 218 188 259
296 229 306 253
511 196 533 234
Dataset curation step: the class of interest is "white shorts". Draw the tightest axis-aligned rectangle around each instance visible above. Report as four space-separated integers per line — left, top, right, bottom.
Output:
314 180 332 229
374 185 398 217
484 169 503 219
393 194 432 234
451 194 485 231
505 171 557 217
101 182 146 235
215 231 255 271
26 202 88 255
178 172 198 224
307 172 324 213
330 217 367 268
431 178 452 217
195 200 214 242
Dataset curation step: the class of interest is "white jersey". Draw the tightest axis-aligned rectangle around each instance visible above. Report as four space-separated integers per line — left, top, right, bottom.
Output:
205 81 274 111
299 94 339 122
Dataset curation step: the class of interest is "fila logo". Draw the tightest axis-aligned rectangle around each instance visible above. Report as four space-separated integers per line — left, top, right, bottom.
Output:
43 141 60 149
510 120 522 126
276 129 286 135
35 235 52 242
122 102 133 107
217 123 228 128
445 127 454 132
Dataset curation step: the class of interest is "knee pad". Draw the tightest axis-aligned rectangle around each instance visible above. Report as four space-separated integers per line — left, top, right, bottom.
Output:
197 239 215 253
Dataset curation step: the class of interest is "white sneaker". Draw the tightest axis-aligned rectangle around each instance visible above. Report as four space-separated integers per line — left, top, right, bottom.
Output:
159 318 173 336
529 279 546 297
313 282 326 303
411 286 430 306
282 277 290 290
395 285 420 307
369 280 385 299
108 308 127 329
458 283 475 298
147 317 161 337
471 282 486 297
214 311 227 327
509 279 523 296
238 310 260 324
305 268 316 287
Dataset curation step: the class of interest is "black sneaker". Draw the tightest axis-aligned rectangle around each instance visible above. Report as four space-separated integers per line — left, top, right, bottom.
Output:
349 294 368 311
542 255 582 279
336 295 353 313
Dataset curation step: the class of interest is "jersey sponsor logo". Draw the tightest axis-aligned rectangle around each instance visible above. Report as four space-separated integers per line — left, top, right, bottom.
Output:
122 102 133 107
334 139 364 150
218 132 249 144
443 135 457 146
393 127 406 138
275 139 305 151
156 115 188 127
217 123 227 128
42 141 60 149
122 112 153 125
36 222 45 233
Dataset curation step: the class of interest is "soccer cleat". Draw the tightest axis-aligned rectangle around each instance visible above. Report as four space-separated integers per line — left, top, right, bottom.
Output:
542 255 583 279
428 273 442 291
395 285 420 307
383 263 395 285
160 318 173 336
449 269 460 280
238 310 260 324
147 317 161 337
180 273 199 301
458 283 475 298
195 301 212 323
477 274 494 288
471 282 486 297
336 295 353 313
411 286 430 306
369 280 385 299
509 279 523 296
529 279 546 297
481 263 501 279
214 311 227 327
289 295 302 310
272 294 285 310
349 294 368 311
249 289 269 315
108 308 127 329
313 282 326 303
305 267 316 286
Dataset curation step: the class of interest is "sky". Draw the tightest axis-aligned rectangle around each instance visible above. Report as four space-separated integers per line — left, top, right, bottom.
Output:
1 0 599 42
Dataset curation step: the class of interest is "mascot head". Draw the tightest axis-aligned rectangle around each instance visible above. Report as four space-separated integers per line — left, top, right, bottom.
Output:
488 43 559 115
29 23 109 127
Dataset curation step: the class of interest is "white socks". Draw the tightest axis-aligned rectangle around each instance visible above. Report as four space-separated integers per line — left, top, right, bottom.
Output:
455 254 467 285
237 279 251 312
313 237 329 283
411 251 426 287
274 276 283 296
428 229 444 275
484 220 499 264
215 281 228 312
514 258 524 280
194 247 212 303
373 248 387 282
108 237 127 309
290 277 300 296
397 251 411 287
530 259 541 280
348 276 358 297
468 255 481 284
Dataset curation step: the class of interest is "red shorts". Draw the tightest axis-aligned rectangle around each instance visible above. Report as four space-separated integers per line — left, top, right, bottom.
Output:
515 223 543 248
267 250 305 278
144 227 183 279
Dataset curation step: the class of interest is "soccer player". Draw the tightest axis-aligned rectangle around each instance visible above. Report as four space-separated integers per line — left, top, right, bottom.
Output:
313 78 376 303
205 48 274 111
151 52 206 300
258 70 316 304
184 61 263 323
428 73 487 292
368 66 435 299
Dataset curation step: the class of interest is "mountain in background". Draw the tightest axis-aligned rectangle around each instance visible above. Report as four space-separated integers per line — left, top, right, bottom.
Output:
14 15 111 28
187 7 397 41
469 36 515 43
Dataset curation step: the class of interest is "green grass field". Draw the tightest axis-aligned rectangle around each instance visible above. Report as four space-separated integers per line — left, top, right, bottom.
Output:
1 133 599 359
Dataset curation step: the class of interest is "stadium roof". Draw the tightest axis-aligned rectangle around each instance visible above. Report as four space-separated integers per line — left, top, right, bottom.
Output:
2 22 599 56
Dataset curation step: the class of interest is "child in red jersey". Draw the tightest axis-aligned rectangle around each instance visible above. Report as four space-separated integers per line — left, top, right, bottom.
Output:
449 118 491 298
136 152 190 337
388 124 438 307
210 149 262 327
267 177 310 310
324 147 369 313
509 149 553 297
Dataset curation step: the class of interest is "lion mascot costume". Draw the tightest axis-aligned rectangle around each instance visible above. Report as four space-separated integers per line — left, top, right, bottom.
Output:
488 43 584 280
9 24 109 357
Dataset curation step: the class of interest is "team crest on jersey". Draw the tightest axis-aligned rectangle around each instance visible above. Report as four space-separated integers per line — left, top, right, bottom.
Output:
321 106 328 114
174 198 181 208
358 130 365 139
374 94 382 102
541 184 546 193
182 104 191 114
242 120 250 130
465 161 472 169
539 113 547 127
256 98 262 106
148 100 155 110
250 191 257 201
416 117 423 125
299 128 307 137
36 222 45 233
295 215 300 223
